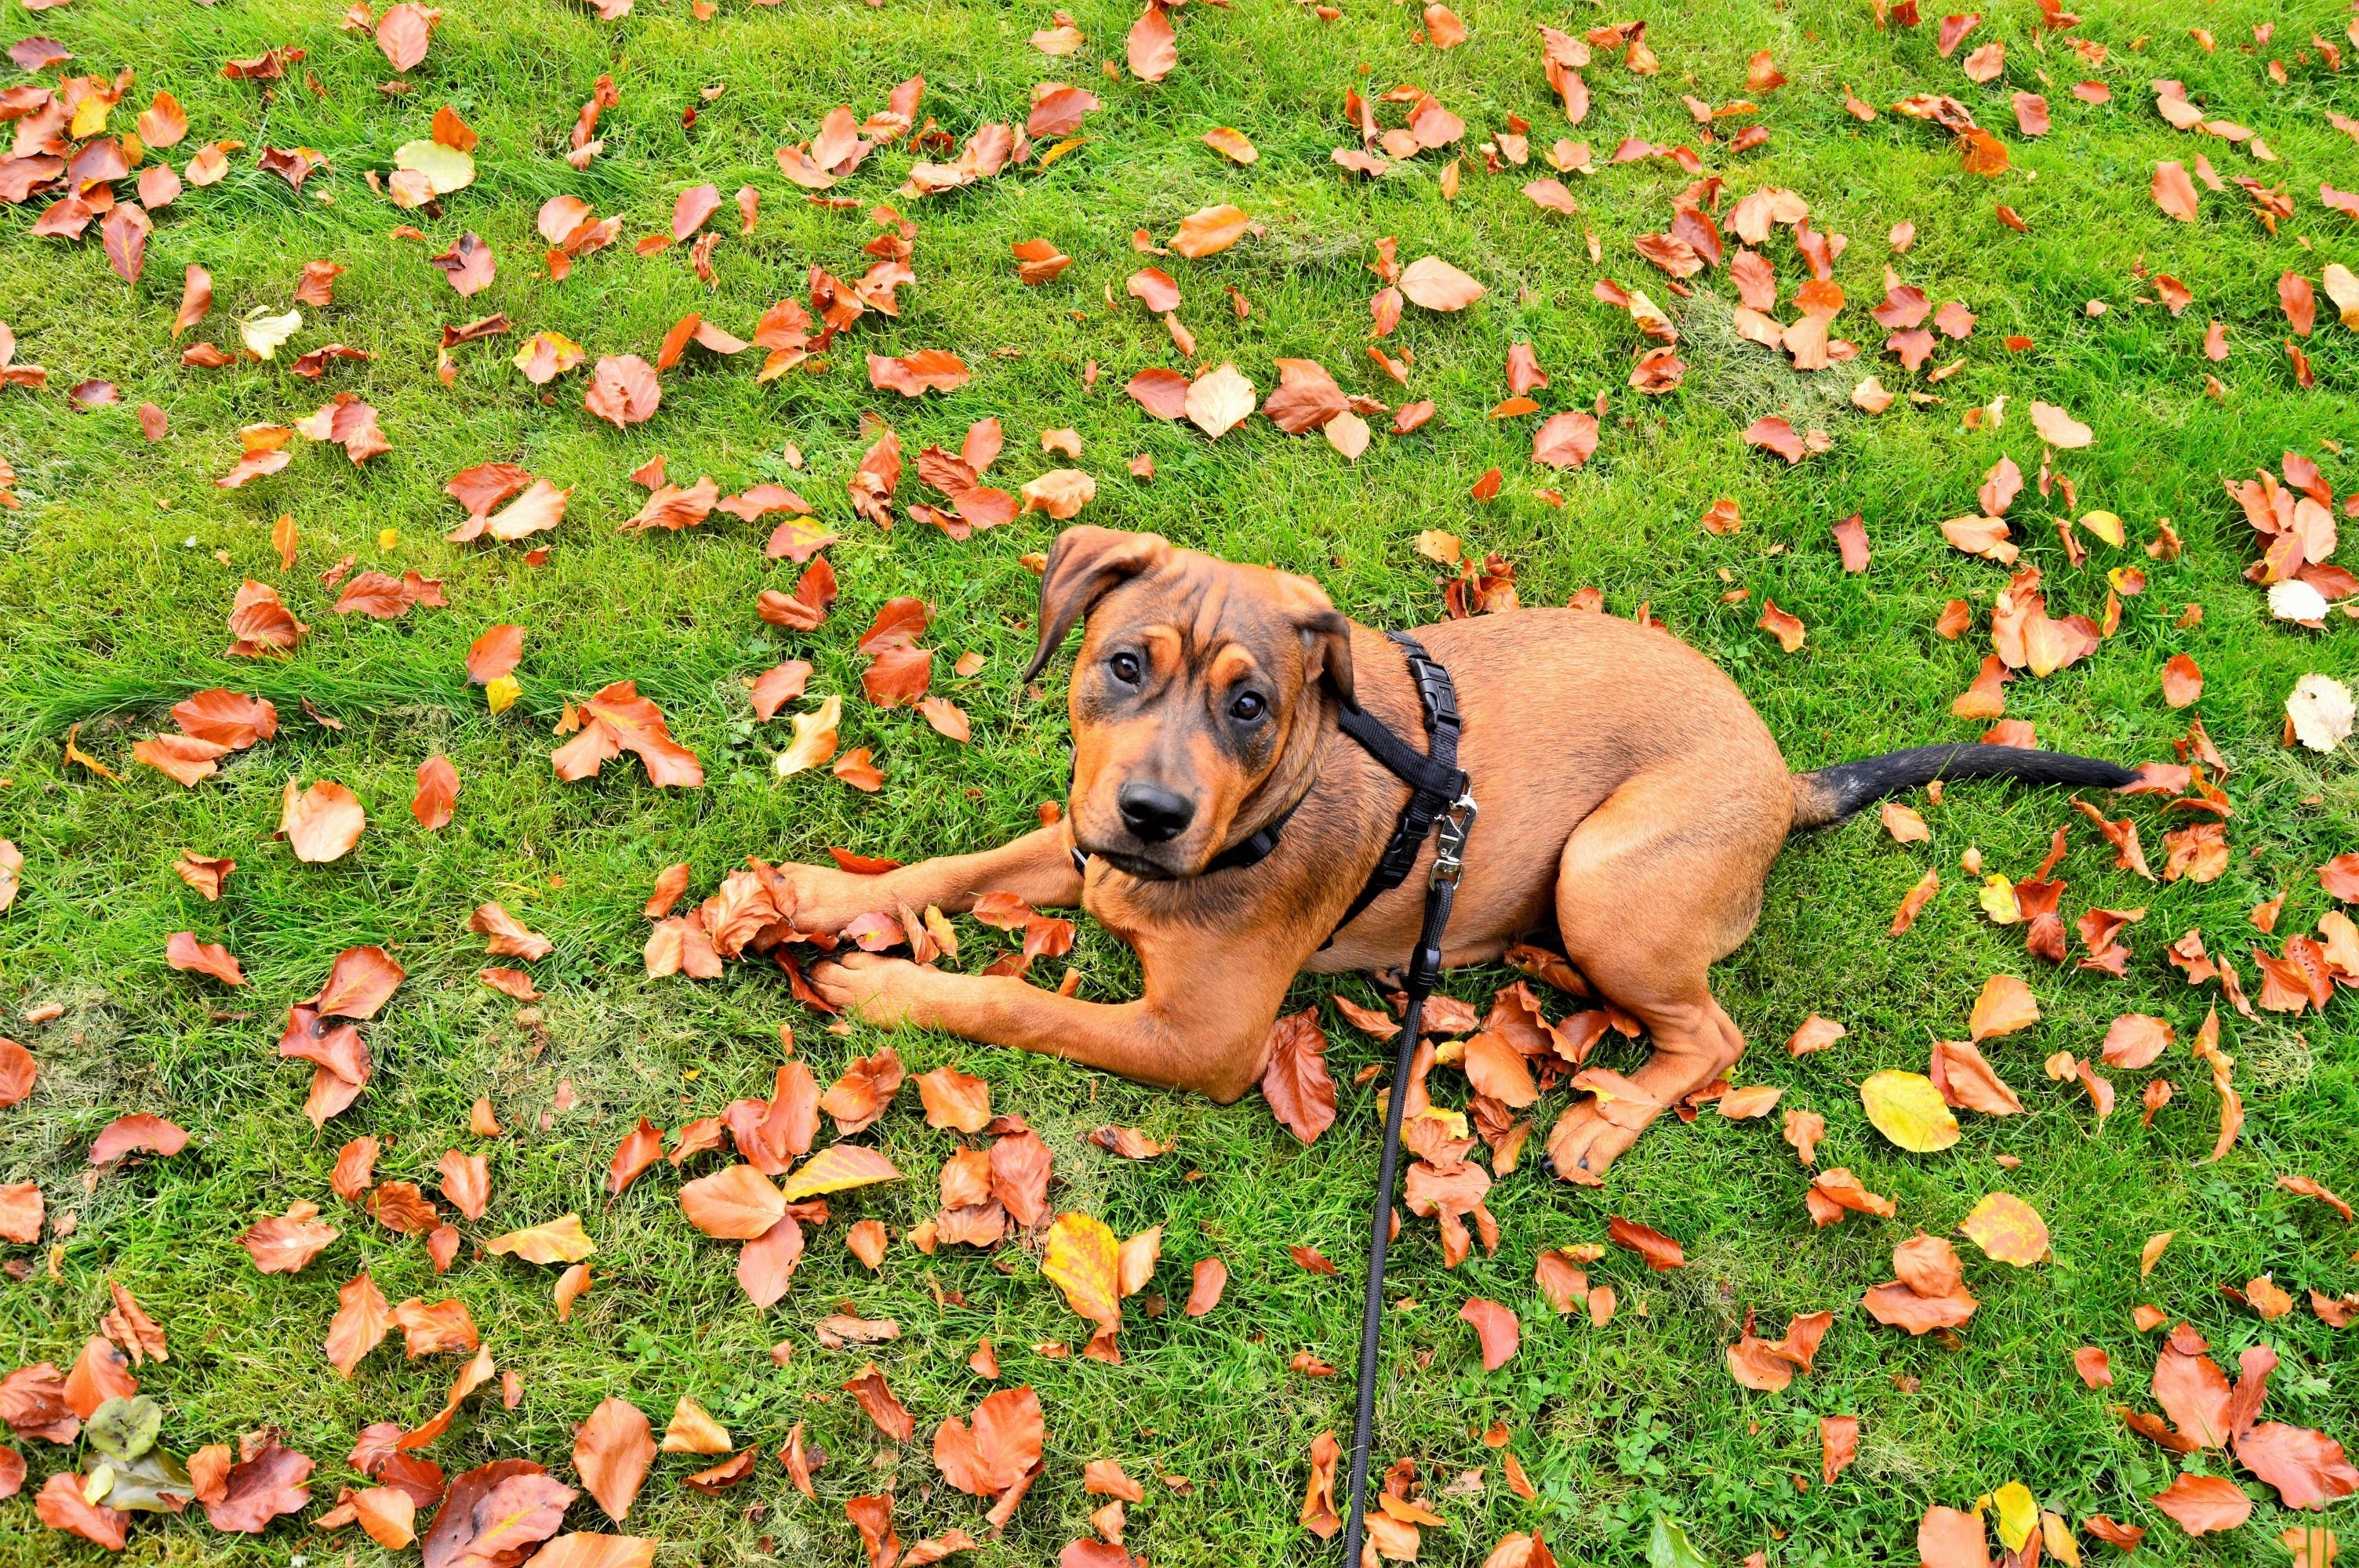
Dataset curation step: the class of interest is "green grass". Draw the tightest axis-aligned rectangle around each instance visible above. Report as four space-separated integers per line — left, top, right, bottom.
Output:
2 0 2357 1561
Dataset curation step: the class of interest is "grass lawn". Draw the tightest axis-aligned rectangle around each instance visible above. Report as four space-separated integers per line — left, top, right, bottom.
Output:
1 0 2357 1559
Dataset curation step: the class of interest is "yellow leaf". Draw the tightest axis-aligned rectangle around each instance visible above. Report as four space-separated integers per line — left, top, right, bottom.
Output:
776 695 841 777
485 675 522 713
1202 126 1257 164
1036 136 1090 169
2140 1230 2173 1276
70 94 111 139
394 137 475 195
2077 510 2125 547
1978 873 2021 924
1043 1212 1122 1328
240 308 304 360
778 1145 901 1201
485 1214 596 1264
378 528 400 550
2041 1512 2081 1568
1415 530 1463 565
1959 1192 2049 1265
1991 1483 2038 1553
1859 1069 1961 1152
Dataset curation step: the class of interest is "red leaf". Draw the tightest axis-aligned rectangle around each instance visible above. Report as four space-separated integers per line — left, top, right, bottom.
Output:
89 1112 188 1162
1607 1215 1685 1269
1457 1297 1519 1370
1259 1009 1336 1145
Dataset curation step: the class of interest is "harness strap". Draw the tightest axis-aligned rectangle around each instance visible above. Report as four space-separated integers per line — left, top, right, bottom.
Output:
1322 633 1470 946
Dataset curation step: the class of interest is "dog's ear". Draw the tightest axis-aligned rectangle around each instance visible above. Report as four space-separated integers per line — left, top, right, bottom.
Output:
1023 526 1171 681
1297 607 1357 710
1273 572 1357 711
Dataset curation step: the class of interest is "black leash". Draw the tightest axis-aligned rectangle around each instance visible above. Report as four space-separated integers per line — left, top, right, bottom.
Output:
1336 639 1474 1568
1339 793 1471 1563
1055 628 1478 1557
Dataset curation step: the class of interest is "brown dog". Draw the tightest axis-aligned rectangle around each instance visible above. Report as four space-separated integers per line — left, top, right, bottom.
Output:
799 526 2133 1179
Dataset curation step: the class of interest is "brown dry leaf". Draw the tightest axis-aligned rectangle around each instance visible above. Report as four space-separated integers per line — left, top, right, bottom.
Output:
553 682 703 788
1607 1215 1685 1270
1184 1257 1227 1316
239 1208 340 1273
1184 362 1256 439
915 1065 992 1132
1788 1014 1848 1055
1968 975 2039 1040
280 779 365 862
1399 256 1486 310
413 757 460 830
868 350 970 397
574 1397 655 1522
2150 1473 2251 1535
660 1397 732 1455
1128 3 1177 82
679 1164 786 1239
584 354 660 427
844 1363 916 1443
932 1385 1045 1500
438 1149 489 1221
1301 1431 1342 1540
1716 1084 1783 1120
1170 203 1249 257
99 1281 165 1367
1259 1009 1336 1145
202 1434 314 1533
554 1263 591 1320
1459 1297 1520 1370
2153 161 2201 220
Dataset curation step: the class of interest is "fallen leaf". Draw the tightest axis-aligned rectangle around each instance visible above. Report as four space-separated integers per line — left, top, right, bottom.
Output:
1959 1192 2048 1265
574 1398 654 1522
1861 1069 1961 1152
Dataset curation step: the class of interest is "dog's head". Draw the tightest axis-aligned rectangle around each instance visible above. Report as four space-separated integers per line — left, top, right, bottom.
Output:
1023 526 1355 880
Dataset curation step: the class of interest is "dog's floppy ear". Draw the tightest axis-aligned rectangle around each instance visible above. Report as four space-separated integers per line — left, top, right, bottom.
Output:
1298 606 1358 710
1273 572 1357 711
1023 526 1172 681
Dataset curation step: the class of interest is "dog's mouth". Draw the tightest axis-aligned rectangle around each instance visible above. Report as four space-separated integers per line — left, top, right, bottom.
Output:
1078 844 1189 880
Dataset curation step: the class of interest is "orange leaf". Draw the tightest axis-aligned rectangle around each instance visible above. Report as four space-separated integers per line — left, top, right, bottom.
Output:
485 1214 596 1263
779 1144 902 1201
573 1397 654 1522
678 1165 787 1239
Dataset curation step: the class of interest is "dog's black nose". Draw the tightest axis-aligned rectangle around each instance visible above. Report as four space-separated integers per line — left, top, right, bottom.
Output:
1117 782 1195 843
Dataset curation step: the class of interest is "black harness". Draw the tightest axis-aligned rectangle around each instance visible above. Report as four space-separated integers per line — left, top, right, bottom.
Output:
1063 631 1476 1564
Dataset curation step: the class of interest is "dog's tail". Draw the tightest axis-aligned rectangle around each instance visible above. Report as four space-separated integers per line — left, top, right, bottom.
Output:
1790 744 2139 831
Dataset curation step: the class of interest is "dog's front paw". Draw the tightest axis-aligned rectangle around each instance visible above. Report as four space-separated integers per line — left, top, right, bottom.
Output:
809 952 929 1027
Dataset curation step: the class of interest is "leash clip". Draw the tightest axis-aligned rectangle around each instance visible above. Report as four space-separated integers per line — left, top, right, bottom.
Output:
1429 792 1478 888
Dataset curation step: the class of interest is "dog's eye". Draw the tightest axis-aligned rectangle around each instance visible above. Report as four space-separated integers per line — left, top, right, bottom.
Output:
1229 691 1267 723
1108 652 1142 684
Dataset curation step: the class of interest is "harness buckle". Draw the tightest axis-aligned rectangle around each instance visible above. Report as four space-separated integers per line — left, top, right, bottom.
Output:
1429 792 1478 888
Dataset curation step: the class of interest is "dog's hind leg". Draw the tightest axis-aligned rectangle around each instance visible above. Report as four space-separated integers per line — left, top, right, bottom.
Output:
1539 764 1787 1183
